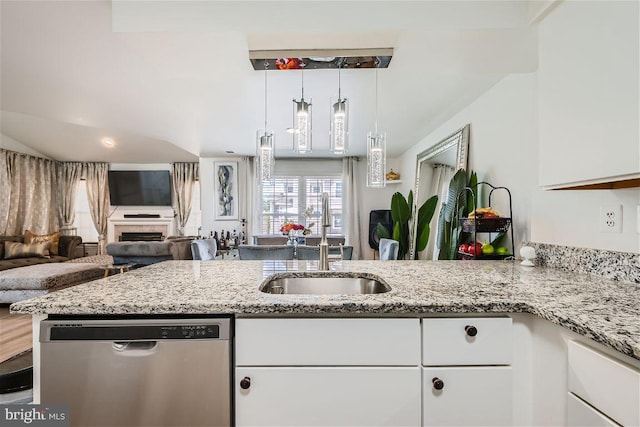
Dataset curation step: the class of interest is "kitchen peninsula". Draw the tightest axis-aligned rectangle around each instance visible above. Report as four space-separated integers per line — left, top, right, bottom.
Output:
11 259 640 426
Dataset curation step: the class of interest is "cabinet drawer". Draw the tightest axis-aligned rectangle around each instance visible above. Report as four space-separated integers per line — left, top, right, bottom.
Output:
236 318 420 366
422 317 512 365
236 367 421 426
568 393 621 426
422 366 513 426
568 340 640 426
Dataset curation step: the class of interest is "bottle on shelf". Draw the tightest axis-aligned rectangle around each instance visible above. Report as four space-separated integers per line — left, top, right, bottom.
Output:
213 231 219 246
226 231 232 248
220 230 226 250
232 230 238 247
240 219 247 244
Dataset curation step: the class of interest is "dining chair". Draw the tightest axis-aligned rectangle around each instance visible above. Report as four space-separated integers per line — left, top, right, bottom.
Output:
191 238 217 260
238 245 295 260
296 245 353 261
379 238 399 260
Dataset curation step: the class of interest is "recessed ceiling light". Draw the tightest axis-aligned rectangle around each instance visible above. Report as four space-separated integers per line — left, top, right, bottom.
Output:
225 150 235 154
101 138 115 147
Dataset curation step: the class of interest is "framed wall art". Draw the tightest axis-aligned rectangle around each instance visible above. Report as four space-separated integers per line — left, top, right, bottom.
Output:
214 161 238 220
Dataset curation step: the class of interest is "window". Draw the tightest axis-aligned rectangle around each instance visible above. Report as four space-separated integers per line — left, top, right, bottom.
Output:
260 175 343 235
74 180 98 243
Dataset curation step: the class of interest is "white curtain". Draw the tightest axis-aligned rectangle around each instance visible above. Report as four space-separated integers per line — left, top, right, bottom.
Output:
238 156 255 244
171 162 199 236
425 164 455 260
1 149 58 235
343 157 362 260
57 162 83 231
84 163 110 254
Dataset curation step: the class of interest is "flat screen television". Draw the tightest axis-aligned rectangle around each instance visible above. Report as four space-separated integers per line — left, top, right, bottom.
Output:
108 170 172 206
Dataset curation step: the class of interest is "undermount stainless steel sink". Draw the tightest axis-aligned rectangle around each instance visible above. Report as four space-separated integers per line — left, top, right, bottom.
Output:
259 275 391 295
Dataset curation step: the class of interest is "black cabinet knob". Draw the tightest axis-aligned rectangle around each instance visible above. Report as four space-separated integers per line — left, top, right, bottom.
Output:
240 377 251 390
465 325 478 337
432 377 444 390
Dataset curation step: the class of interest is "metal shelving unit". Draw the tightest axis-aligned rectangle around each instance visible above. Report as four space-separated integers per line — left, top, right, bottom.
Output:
456 182 515 260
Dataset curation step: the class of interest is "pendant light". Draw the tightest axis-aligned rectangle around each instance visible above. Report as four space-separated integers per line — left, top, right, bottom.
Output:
366 65 386 188
292 70 312 154
257 61 274 183
330 65 349 154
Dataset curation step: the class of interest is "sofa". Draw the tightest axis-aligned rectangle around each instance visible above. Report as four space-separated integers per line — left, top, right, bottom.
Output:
0 235 83 271
0 233 103 303
105 237 194 266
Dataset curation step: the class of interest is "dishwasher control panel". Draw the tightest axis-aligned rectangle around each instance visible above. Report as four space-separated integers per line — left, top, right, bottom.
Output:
41 318 231 342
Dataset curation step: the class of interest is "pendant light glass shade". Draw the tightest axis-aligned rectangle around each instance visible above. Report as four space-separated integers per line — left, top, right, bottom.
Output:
257 129 274 183
366 131 386 187
292 71 312 154
366 66 386 187
257 61 274 183
330 98 348 154
330 66 349 154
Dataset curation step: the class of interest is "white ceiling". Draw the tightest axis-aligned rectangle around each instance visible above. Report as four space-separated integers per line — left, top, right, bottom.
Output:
0 1 539 163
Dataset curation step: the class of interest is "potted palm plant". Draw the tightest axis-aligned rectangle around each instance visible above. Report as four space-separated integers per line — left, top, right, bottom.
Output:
377 191 438 260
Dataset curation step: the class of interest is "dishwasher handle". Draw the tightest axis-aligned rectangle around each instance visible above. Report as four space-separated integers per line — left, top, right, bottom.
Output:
112 341 158 353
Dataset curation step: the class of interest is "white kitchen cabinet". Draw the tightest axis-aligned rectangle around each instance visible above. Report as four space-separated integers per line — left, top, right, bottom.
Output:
235 367 421 427
236 317 420 366
422 317 513 426
422 366 513 426
422 317 512 366
538 1 640 188
235 318 422 427
567 393 621 427
568 340 640 426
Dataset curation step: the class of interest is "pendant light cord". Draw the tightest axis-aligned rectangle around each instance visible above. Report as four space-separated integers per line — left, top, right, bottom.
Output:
374 66 379 134
301 69 305 100
264 61 268 132
338 66 342 100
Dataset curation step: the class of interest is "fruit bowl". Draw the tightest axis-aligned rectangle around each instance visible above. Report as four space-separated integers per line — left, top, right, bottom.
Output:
460 217 511 233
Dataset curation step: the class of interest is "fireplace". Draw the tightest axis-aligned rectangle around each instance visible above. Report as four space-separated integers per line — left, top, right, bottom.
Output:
109 218 173 243
119 232 164 242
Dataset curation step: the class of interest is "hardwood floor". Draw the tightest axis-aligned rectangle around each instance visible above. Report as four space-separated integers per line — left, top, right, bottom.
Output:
0 305 32 363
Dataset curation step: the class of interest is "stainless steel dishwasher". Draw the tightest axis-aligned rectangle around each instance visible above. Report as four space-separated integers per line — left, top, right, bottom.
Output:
40 316 232 427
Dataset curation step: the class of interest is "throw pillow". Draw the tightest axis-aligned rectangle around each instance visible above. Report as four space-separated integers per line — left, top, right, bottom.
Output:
4 241 51 259
24 230 61 255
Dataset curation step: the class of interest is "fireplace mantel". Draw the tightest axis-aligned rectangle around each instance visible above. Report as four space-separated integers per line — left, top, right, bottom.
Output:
108 217 175 242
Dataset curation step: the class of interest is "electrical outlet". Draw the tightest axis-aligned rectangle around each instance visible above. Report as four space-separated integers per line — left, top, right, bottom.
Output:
599 205 622 233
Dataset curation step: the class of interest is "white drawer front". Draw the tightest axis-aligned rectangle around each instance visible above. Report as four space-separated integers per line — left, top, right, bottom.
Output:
236 318 420 366
423 366 513 426
236 367 421 427
422 317 512 365
568 340 640 426
568 393 621 427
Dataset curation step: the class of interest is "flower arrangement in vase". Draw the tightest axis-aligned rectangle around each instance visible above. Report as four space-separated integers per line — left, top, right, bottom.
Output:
280 220 313 245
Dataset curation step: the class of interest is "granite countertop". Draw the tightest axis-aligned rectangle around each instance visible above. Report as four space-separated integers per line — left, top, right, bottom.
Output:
10 260 640 360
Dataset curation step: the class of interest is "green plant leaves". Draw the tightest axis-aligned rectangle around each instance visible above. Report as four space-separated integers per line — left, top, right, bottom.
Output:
443 169 467 222
387 190 438 260
415 194 438 255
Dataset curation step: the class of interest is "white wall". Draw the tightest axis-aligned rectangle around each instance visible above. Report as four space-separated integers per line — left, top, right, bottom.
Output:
397 71 639 254
0 133 49 158
358 157 404 260
199 157 246 239
398 74 537 255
